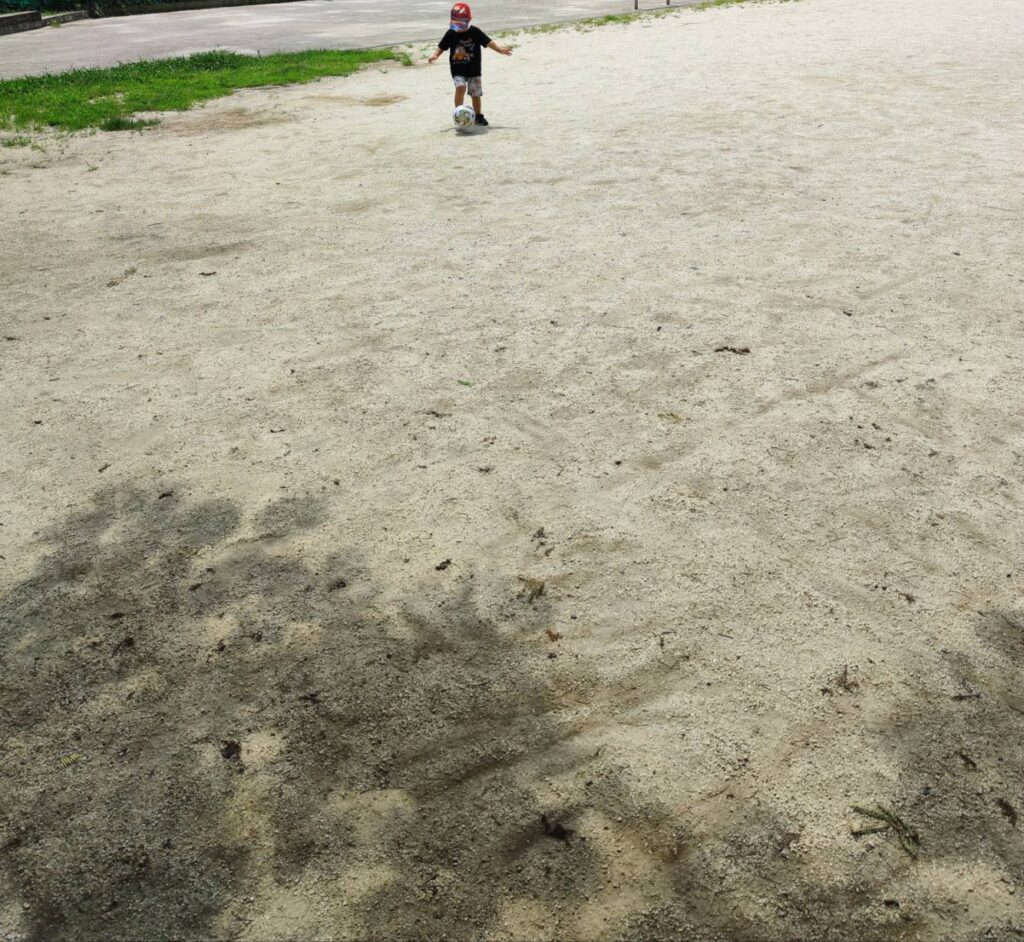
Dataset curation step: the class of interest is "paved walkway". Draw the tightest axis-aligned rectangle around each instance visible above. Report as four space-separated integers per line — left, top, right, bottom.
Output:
0 0 688 78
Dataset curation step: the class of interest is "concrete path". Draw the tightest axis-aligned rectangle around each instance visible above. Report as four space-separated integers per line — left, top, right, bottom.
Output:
0 0 688 78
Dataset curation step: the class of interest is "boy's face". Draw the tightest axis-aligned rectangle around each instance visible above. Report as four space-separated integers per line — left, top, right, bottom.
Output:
450 17 470 32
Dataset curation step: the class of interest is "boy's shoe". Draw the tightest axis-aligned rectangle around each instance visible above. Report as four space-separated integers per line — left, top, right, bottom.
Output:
475 114 489 126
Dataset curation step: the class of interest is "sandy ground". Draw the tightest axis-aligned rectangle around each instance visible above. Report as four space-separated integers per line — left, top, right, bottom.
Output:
2 0 1024 938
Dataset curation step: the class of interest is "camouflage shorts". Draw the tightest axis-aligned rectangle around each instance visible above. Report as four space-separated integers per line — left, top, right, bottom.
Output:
453 75 483 96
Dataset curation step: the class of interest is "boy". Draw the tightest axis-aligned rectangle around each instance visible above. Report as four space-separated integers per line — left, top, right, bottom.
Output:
428 3 512 127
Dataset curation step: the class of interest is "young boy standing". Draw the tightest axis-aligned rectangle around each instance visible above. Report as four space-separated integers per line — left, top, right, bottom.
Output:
428 3 512 127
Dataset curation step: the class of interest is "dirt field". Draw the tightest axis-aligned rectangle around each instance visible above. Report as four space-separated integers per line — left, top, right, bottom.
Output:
2 0 1023 938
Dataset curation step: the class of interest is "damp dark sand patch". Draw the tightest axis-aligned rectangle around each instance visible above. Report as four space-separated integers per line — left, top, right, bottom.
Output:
303 93 409 107
166 106 297 135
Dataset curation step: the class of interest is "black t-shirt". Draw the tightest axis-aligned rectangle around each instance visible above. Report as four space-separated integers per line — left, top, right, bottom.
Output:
439 25 491 78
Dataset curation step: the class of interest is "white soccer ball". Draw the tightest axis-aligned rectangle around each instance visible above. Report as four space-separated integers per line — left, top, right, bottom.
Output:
453 105 476 130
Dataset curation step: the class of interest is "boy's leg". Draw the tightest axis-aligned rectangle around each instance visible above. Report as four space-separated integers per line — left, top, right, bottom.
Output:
469 78 487 125
453 76 468 107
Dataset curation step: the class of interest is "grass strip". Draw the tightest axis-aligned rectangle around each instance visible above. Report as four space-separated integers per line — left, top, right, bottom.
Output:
0 48 405 132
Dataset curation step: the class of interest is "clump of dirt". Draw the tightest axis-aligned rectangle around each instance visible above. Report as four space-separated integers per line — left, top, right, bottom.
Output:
168 107 296 135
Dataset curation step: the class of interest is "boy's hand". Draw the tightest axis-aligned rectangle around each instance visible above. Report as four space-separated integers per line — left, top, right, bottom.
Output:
487 41 513 56
427 50 441 64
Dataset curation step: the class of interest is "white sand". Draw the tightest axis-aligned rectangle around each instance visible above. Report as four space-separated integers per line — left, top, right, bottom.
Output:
2 0 1023 937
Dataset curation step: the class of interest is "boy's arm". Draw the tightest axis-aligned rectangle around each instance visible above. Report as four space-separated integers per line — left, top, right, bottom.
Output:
429 33 451 63
487 40 513 56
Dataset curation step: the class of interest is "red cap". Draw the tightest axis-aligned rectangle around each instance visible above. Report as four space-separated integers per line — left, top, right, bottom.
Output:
451 3 471 21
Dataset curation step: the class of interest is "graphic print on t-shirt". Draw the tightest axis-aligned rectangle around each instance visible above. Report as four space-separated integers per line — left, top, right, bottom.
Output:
438 25 492 78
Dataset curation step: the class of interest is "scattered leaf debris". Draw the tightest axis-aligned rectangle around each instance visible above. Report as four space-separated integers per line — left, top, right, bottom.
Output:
435 558 453 571
822 664 859 696
518 576 546 603
851 805 920 858
714 345 751 355
837 664 859 692
541 813 573 842
951 690 981 701
106 266 137 288
997 798 1018 828
220 740 241 760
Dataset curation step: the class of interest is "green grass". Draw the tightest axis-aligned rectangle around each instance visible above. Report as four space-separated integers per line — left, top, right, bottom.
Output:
0 48 405 132
1 134 32 147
